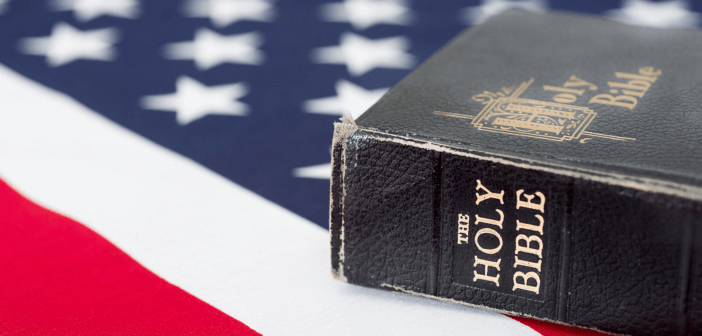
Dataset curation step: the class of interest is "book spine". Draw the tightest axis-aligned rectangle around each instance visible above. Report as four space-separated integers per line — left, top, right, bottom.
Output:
330 122 702 336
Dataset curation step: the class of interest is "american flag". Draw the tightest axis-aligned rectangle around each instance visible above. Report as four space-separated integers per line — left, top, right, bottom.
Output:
0 0 698 334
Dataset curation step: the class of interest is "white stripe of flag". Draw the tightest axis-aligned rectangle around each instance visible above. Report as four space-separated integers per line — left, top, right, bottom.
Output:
0 64 539 336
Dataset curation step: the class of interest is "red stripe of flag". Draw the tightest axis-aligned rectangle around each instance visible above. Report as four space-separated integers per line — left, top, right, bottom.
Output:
512 316 608 336
0 178 259 335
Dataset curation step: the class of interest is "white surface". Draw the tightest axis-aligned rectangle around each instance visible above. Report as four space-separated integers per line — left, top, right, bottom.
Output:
0 64 538 336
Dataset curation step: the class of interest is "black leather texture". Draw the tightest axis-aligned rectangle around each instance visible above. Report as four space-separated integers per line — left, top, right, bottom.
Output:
331 10 702 336
356 10 702 188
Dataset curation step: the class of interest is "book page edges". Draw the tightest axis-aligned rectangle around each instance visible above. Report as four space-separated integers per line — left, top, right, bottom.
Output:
330 117 357 282
378 283 624 336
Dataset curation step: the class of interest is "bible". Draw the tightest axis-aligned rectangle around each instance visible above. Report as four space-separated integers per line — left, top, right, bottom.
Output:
330 10 702 336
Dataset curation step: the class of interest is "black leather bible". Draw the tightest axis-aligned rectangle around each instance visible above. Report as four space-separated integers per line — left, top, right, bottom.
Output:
329 10 702 336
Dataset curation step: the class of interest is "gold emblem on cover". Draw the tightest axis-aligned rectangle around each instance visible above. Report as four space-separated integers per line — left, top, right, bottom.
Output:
434 78 635 142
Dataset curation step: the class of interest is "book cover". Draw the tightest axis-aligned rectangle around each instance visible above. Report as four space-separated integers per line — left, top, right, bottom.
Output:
330 10 702 336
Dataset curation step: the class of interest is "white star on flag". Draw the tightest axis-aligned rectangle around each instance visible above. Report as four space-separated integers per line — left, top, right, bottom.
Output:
183 0 276 27
0 0 9 14
19 22 119 67
141 76 249 125
163 29 265 70
461 0 545 25
608 0 701 28
293 163 331 179
311 32 415 76
293 147 332 179
303 79 388 119
319 0 413 30
51 0 140 21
